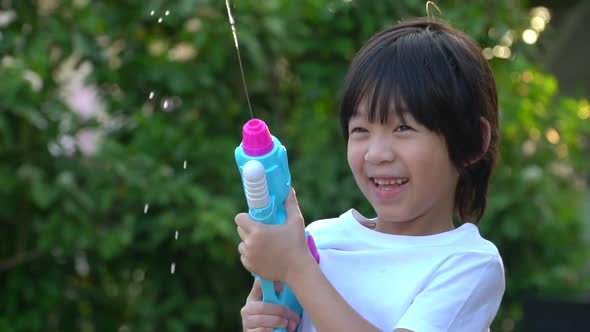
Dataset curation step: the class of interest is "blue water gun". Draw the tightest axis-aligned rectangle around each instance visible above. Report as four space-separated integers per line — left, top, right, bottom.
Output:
235 118 319 332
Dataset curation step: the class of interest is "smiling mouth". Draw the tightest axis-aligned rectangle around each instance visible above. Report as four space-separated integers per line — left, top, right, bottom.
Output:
371 177 409 189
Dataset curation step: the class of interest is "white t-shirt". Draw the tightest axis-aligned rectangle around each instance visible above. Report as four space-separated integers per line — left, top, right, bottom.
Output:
297 209 505 332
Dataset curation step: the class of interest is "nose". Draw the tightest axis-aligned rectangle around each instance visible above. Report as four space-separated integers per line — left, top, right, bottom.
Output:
364 137 395 164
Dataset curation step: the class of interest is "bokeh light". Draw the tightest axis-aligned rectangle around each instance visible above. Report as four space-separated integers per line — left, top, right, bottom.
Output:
522 29 538 44
545 128 560 144
578 105 590 119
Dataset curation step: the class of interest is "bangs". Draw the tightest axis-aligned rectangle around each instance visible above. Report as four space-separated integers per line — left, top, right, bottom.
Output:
340 27 468 137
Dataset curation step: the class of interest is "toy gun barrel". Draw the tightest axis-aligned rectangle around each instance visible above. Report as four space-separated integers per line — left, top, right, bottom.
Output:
235 119 318 332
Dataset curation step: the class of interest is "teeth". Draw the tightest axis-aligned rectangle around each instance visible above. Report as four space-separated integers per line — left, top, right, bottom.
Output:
373 178 407 185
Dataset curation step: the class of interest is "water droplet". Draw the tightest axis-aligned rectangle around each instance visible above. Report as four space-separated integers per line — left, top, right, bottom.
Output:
148 91 155 99
150 10 155 16
75 254 90 277
183 160 187 169
170 262 176 274
158 17 163 23
165 10 170 16
144 204 149 214
160 97 181 112
133 269 145 283
175 230 179 240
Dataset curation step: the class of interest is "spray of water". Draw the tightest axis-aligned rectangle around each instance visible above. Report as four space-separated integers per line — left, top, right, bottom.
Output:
225 0 254 119
171 231 179 273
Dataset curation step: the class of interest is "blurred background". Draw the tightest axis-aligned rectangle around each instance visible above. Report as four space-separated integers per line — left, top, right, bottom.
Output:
0 0 589 331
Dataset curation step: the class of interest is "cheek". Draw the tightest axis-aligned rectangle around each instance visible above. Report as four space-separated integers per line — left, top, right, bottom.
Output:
418 149 459 189
408 141 456 182
431 142 458 178
347 144 364 176
346 144 357 165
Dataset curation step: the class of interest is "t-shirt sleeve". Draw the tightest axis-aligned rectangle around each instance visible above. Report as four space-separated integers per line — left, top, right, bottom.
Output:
395 253 505 332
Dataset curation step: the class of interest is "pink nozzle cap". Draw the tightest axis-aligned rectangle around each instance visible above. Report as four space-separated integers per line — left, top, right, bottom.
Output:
307 234 320 264
241 118 274 156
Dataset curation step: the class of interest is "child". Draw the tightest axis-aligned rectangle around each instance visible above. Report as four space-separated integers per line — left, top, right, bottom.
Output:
235 16 505 332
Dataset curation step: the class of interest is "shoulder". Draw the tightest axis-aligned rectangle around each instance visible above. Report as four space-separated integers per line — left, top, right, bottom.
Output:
395 248 505 332
438 250 504 286
451 222 502 260
440 223 505 283
305 209 354 234
304 209 358 249
424 226 506 312
428 247 506 320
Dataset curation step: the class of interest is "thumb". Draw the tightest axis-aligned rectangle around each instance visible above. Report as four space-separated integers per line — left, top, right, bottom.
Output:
247 278 263 302
285 188 303 224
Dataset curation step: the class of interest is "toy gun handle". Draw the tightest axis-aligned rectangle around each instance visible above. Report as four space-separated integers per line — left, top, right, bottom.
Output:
240 160 298 332
235 119 320 332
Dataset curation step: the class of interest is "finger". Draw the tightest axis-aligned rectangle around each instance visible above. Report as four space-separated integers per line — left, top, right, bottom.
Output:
244 301 291 318
240 253 252 272
286 310 301 332
245 314 288 330
235 212 254 231
246 328 273 332
237 225 247 240
247 279 263 302
238 241 246 256
285 188 303 225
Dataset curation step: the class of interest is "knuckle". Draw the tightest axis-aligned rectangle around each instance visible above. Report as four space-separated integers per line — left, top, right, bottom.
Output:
235 213 248 224
240 306 248 318
250 314 282 328
249 223 262 234
278 305 289 317
249 315 263 325
250 301 263 312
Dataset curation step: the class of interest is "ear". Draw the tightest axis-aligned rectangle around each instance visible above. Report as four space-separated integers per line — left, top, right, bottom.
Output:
480 117 492 155
465 117 491 166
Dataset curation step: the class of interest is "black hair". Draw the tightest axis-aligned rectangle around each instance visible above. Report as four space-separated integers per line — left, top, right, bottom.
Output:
339 17 499 222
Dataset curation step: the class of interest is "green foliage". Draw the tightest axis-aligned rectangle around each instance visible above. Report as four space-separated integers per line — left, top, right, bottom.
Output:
0 0 588 331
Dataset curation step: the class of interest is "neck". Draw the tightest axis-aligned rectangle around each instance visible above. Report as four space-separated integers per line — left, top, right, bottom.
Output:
374 213 455 236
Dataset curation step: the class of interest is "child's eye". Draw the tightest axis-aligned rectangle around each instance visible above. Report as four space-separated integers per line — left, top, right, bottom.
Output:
350 127 368 134
395 125 413 132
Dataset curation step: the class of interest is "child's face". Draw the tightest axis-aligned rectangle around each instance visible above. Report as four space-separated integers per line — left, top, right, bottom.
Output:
347 105 460 235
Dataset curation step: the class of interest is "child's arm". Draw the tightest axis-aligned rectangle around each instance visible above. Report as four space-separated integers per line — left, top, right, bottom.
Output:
286 255 414 332
235 189 383 332
284 247 414 332
285 251 383 332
